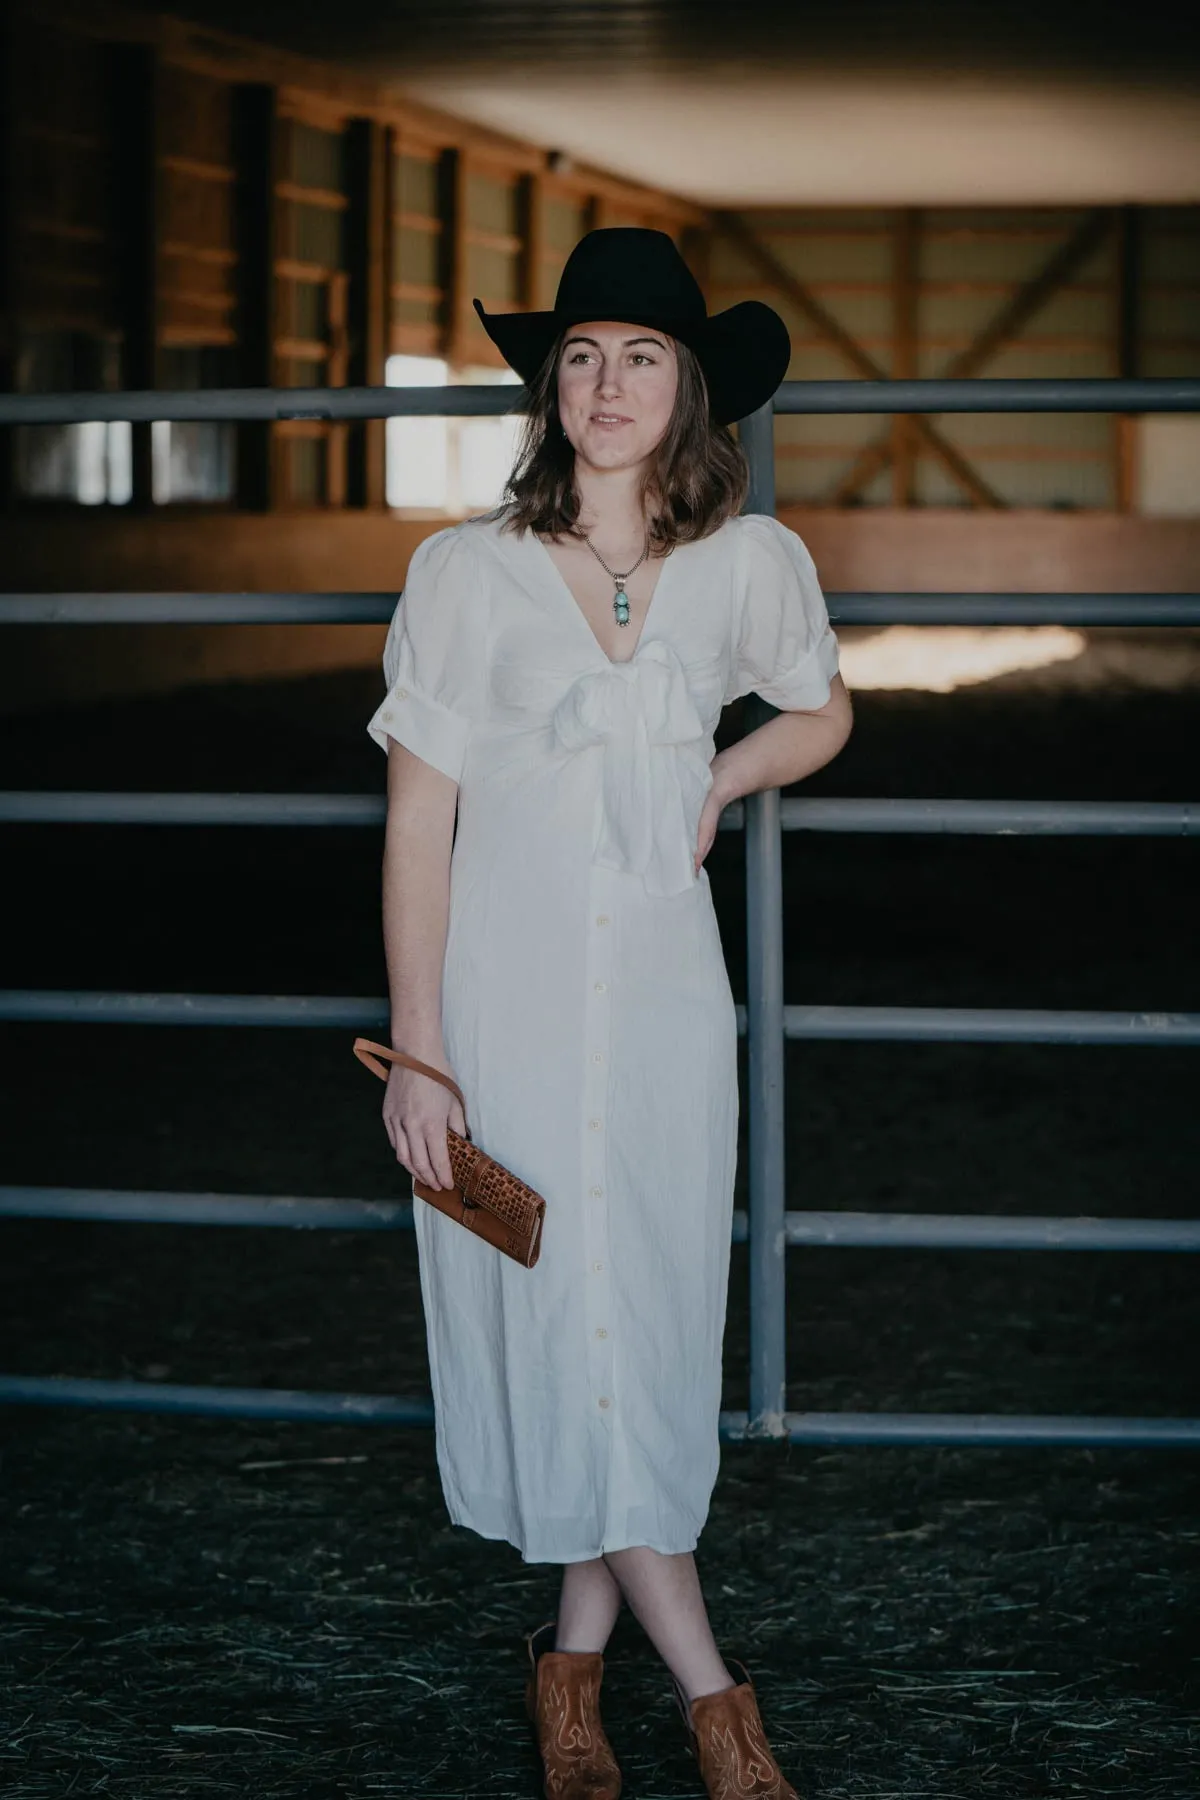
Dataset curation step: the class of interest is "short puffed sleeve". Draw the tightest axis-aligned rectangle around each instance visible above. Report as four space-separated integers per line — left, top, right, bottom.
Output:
366 526 488 782
725 513 840 710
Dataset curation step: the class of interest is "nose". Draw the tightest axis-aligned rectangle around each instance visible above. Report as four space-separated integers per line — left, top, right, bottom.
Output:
594 357 622 400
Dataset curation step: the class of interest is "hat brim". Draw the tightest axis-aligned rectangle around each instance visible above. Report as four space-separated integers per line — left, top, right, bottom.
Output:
472 297 789 427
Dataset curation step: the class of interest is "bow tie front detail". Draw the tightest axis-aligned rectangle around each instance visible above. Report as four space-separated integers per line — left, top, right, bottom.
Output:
550 641 713 896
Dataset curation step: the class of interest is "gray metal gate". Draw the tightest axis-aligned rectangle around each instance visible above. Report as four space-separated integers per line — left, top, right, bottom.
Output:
2 374 1199 1446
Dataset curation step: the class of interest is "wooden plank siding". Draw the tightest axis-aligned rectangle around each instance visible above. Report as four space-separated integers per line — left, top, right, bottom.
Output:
715 205 1200 510
6 0 700 513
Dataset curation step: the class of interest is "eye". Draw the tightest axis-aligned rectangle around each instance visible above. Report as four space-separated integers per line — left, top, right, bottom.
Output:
630 353 655 365
567 350 593 365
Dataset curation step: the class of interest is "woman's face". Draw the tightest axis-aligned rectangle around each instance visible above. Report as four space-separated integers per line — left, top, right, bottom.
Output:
556 320 679 473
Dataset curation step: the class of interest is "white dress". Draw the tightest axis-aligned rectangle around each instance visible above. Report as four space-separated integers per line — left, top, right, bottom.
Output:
368 508 839 1565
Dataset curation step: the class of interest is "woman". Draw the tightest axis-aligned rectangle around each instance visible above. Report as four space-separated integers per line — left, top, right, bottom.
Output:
368 228 852 1799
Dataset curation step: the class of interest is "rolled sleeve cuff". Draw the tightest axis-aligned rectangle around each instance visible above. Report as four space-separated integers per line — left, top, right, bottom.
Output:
752 628 841 712
367 683 470 783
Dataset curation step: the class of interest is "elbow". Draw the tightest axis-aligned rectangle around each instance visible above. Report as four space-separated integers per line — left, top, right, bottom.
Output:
827 674 854 756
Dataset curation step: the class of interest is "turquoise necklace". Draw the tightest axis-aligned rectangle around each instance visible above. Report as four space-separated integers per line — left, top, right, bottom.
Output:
576 529 651 628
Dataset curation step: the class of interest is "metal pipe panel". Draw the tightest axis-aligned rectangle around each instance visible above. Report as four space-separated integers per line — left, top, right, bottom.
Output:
4 593 1198 627
1 378 1198 428
784 1006 1200 1044
0 991 389 1028
3 1379 1194 1444
2 793 1194 835
779 798 1198 836
744 784 788 1432
827 592 1200 626
0 386 524 426
721 1410 1200 1446
0 593 398 625
5 1188 1192 1253
4 993 1197 1042
0 1374 435 1424
0 1187 413 1229
774 378 1200 415
740 402 788 1433
782 1211 1200 1251
0 792 389 826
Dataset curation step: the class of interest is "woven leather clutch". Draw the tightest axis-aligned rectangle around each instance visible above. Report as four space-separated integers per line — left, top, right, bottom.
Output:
352 1038 545 1269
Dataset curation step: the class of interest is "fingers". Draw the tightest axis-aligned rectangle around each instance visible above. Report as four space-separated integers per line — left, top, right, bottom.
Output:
389 1116 453 1192
428 1125 455 1192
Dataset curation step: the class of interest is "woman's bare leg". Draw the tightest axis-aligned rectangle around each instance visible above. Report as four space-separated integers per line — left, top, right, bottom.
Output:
603 1547 734 1703
555 1557 624 1652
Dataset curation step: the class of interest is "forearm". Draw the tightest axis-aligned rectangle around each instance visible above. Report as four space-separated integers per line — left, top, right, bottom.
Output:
711 674 853 807
381 745 458 1059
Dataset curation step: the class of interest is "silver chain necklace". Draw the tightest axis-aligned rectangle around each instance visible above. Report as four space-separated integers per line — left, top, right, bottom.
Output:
574 529 651 628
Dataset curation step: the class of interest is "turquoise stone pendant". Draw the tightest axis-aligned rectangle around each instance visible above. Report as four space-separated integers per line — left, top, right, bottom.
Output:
613 587 631 627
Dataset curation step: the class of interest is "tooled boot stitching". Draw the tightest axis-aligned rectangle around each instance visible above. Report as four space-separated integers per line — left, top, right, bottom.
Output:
679 1667 799 1800
527 1627 621 1800
699 1709 788 1800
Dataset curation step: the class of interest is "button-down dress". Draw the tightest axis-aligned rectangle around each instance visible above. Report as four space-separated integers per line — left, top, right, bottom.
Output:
368 508 839 1564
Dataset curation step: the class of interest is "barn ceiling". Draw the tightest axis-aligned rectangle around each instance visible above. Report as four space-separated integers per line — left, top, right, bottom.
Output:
157 1 1200 203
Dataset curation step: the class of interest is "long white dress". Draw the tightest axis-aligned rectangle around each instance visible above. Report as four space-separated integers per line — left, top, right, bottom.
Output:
368 507 839 1565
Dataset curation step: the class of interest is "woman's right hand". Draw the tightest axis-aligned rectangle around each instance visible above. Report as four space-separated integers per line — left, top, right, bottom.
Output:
382 1058 468 1192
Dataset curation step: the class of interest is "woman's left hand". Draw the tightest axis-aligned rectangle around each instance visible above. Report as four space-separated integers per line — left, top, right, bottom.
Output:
694 766 735 873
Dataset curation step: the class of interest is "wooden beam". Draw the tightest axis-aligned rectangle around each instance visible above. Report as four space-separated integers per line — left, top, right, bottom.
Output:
439 145 468 364
108 39 159 508
835 209 1112 508
891 208 920 507
713 209 879 379
714 209 999 508
345 115 388 507
1115 204 1141 512
519 168 546 311
941 208 1112 381
233 82 278 510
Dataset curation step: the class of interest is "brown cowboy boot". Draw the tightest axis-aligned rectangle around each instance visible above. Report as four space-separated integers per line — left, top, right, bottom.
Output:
675 1662 802 1800
526 1622 623 1800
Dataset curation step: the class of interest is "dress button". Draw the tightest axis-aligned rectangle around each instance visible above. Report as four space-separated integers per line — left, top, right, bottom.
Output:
596 914 610 926
596 1327 608 1340
593 981 607 994
598 1396 611 1410
588 1117 601 1130
396 687 409 699
593 1260 604 1273
590 1185 603 1198
592 1051 603 1064
381 709 394 722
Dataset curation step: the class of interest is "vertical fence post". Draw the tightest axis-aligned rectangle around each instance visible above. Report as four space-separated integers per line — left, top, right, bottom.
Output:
740 401 788 1436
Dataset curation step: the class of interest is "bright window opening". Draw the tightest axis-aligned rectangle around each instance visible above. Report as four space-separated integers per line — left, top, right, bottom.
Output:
385 355 522 514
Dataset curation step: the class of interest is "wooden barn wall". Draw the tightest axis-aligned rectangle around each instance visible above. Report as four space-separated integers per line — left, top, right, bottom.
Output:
711 206 1200 512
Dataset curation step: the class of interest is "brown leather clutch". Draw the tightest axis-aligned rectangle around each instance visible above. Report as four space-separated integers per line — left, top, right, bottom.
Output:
352 1038 545 1269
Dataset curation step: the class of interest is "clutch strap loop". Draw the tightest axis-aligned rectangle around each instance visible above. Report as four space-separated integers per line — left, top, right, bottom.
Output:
352 1037 470 1136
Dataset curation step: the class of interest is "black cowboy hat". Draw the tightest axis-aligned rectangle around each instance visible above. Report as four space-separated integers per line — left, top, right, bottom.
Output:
473 227 791 427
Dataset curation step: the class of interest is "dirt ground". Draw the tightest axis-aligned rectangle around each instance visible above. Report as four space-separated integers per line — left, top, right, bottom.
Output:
1 629 1197 1797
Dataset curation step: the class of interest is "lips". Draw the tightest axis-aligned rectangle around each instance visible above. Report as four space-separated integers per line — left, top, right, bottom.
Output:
591 414 632 426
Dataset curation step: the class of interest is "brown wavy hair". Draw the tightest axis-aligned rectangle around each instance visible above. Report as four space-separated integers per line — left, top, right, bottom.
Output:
498 328 748 551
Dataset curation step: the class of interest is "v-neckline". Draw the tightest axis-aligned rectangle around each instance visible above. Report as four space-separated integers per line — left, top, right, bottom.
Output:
529 529 673 668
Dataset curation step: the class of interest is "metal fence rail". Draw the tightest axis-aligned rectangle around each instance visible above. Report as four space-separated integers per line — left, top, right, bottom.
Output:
5 1186 1200 1253
2 377 1199 427
6 591 1199 627
1 376 1197 1447
5 989 1198 1045
1 792 1195 833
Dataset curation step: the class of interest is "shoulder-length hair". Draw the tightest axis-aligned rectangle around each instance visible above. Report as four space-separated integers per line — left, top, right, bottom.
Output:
499 328 748 552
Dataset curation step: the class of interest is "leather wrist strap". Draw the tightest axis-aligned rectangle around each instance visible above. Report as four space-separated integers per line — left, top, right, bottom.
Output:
352 1037 470 1135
